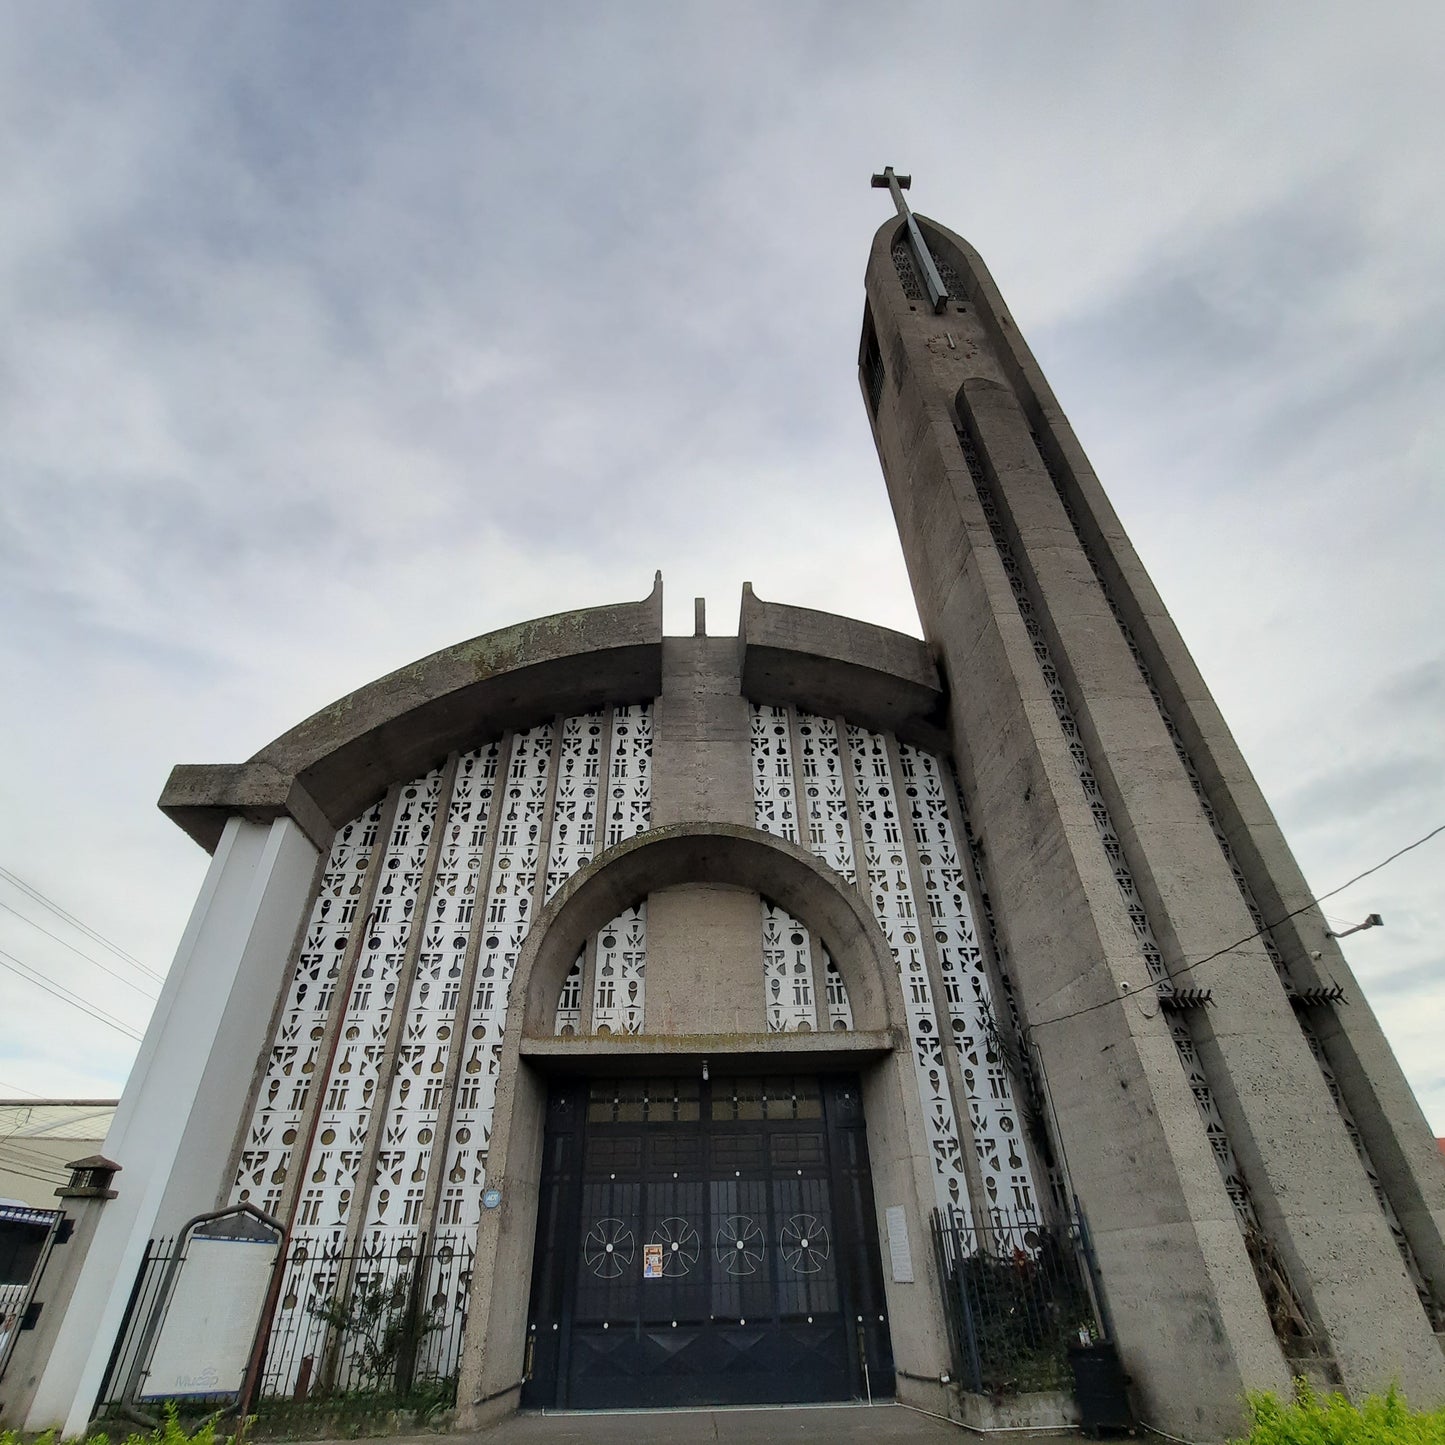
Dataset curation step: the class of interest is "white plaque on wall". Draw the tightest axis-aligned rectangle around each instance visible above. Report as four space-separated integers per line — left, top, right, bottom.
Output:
885 1205 913 1283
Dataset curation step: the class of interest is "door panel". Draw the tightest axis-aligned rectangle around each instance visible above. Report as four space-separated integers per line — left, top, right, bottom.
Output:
522 1073 894 1409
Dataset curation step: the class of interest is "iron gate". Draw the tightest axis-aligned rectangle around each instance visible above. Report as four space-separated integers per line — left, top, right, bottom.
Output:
522 1073 895 1409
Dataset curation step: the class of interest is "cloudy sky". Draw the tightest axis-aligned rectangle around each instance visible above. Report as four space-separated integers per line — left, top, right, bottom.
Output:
1 1 1441 1167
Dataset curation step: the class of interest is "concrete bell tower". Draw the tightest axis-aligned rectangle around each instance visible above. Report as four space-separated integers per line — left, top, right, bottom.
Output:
860 171 1445 1434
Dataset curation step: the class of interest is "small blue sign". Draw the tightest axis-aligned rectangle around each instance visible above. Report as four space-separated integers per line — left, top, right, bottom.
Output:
482 1188 503 1210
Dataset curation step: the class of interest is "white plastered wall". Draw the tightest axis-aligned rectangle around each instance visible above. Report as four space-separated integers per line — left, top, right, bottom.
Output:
25 816 318 1434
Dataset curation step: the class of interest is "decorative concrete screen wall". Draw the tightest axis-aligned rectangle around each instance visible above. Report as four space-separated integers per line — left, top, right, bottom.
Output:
231 704 655 1251
749 704 1040 1219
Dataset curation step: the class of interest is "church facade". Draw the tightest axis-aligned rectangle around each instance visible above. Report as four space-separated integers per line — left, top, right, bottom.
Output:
6 193 1445 1441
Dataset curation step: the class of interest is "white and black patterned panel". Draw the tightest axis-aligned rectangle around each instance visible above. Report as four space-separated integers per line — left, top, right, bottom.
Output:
847 724 971 1213
361 745 500 1239
604 704 653 847
899 745 1038 1215
761 900 818 1033
293 769 445 1239
554 951 585 1034
233 802 384 1216
822 948 854 1032
794 714 855 882
240 699 656 1389
591 903 647 1034
744 702 1042 1211
546 711 604 899
750 704 798 841
435 722 554 1234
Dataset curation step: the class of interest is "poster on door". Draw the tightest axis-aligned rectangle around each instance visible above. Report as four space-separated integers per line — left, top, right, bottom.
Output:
643 1243 664 1279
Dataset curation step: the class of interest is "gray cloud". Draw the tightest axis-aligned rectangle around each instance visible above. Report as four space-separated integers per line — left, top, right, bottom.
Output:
1364 955 1445 1000
1 1 1443 1132
1280 754 1444 833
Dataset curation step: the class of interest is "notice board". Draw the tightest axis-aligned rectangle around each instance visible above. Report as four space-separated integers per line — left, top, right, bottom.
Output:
139 1215 281 1402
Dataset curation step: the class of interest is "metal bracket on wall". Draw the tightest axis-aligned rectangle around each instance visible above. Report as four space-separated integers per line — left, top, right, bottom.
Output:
1290 985 1348 1008
1159 988 1213 1012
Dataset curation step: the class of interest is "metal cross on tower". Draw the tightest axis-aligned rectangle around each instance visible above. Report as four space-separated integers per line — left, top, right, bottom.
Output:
871 166 950 314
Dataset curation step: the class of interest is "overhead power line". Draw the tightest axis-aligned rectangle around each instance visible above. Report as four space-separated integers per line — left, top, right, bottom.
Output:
0 1155 65 1187
0 1162 68 1188
0 946 145 1043
1032 822 1445 1032
0 900 159 1000
0 865 164 984
0 1078 45 1099
0 1140 69 1173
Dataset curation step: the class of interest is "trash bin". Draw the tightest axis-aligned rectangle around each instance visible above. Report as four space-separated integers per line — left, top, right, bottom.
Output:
1068 1340 1132 1437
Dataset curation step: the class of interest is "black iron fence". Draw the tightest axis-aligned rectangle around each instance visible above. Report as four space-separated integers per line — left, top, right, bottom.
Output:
930 1206 1101 1396
0 1204 65 1383
263 1231 473 1401
97 1231 474 1410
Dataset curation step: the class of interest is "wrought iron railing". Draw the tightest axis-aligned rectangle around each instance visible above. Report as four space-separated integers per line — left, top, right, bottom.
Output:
930 1206 1101 1396
96 1231 474 1411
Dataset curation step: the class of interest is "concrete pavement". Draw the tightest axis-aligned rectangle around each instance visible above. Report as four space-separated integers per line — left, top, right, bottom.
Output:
374 1402 1075 1443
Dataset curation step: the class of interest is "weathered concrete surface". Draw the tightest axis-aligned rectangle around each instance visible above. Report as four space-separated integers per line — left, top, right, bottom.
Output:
455 822 952 1433
860 209 1445 1431
739 584 948 752
646 882 766 1035
1038 379 1445 1300
338 1401 1058 1444
512 825 900 1039
862 214 1286 1439
955 364 1444 1404
951 1389 1078 1431
521 1031 893 1071
651 636 752 827
161 578 664 850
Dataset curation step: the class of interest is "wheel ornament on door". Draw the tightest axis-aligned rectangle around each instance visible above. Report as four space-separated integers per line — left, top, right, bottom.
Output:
715 1215 764 1276
779 1214 830 1273
650 1217 700 1275
584 1218 635 1278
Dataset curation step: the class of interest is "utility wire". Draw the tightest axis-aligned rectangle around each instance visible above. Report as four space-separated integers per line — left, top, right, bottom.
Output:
0 1156 67 1179
0 1155 65 1187
0 1140 69 1173
0 1132 71 1167
0 1136 70 1174
0 947 145 1043
0 1079 44 1099
1031 822 1445 1032
0 865 164 984
0 901 159 1000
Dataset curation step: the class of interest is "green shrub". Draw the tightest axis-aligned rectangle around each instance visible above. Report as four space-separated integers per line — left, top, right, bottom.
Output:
1235 1381 1445 1445
2 1401 220 1445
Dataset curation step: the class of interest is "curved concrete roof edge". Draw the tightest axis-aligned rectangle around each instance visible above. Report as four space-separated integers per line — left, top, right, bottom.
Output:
159 577 951 856
739 582 946 746
258 571 666 774
161 574 665 852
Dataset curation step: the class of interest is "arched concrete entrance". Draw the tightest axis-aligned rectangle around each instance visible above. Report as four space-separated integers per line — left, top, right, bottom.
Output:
454 823 954 1425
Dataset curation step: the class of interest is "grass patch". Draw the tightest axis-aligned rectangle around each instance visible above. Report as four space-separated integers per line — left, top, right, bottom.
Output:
1232 1382 1445 1445
2 1403 217 1445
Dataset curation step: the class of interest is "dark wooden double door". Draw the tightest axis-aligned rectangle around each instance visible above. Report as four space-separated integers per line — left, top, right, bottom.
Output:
522 1073 895 1409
